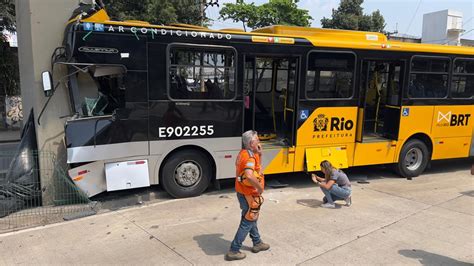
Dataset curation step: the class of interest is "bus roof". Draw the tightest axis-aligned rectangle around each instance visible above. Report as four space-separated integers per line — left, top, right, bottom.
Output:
253 25 474 55
76 9 474 56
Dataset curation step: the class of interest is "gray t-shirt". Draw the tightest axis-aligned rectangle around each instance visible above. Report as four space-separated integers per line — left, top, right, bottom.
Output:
329 169 351 188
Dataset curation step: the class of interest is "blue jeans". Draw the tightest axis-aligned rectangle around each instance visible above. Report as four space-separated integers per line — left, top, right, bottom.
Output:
321 184 351 204
230 193 262 252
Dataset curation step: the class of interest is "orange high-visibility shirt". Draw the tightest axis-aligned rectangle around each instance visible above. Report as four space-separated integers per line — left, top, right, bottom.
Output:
235 149 264 196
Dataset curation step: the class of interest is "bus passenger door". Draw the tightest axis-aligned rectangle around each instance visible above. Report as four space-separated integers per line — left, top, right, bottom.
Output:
354 60 404 166
359 60 404 141
283 58 298 146
243 55 298 174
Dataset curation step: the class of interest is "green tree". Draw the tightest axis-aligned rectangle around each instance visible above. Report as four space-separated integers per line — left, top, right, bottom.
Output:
0 44 19 96
103 0 205 26
0 0 19 96
219 0 312 31
321 0 385 32
0 0 16 39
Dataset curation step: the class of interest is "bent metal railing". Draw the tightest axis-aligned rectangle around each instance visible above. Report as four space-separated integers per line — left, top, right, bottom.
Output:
0 150 99 233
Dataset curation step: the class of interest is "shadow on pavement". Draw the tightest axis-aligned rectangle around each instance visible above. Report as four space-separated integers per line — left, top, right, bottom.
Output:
193 233 234 256
398 249 472 265
425 158 473 175
460 190 474 197
296 199 323 208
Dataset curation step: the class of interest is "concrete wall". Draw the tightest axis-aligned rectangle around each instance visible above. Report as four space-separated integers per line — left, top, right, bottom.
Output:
422 10 448 44
16 0 78 204
422 9 463 45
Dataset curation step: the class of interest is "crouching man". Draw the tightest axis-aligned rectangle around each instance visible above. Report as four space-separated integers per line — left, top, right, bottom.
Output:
225 130 270 261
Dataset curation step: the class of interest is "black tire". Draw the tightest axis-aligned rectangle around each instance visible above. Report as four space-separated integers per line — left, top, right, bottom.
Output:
395 139 430 178
160 149 212 198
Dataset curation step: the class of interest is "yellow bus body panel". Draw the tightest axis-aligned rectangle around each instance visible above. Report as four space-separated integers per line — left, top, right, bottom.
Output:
353 141 397 166
296 107 358 146
432 137 471 160
81 9 110 23
253 25 474 56
293 107 357 171
430 105 473 159
395 105 473 161
431 106 473 138
294 144 356 172
262 147 295 174
305 146 348 171
269 104 472 174
395 106 434 161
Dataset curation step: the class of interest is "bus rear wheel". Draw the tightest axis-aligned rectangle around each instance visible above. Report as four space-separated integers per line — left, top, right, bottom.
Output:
395 139 430 178
161 149 212 198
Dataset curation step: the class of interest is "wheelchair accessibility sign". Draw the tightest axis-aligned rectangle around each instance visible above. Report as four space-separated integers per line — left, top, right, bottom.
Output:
402 108 410 117
299 109 309 121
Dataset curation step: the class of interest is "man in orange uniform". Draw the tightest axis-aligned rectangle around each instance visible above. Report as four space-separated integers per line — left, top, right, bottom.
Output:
225 130 270 261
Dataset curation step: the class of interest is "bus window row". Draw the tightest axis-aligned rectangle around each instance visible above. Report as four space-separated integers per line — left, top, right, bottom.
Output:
408 56 474 99
76 49 468 120
165 47 473 102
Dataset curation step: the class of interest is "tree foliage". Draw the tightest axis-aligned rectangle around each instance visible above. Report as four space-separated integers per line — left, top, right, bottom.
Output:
219 0 312 31
0 0 19 96
103 0 205 26
321 0 385 32
0 0 16 38
0 44 19 96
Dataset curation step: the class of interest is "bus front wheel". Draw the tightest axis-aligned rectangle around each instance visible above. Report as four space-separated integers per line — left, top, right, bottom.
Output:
396 139 430 178
161 149 212 198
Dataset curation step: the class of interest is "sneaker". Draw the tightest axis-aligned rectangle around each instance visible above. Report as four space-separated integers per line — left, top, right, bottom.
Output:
252 242 270 253
225 251 246 261
345 196 352 207
322 196 328 204
321 202 336 209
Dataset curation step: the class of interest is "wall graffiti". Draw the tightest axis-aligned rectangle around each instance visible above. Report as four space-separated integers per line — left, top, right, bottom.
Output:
5 96 23 128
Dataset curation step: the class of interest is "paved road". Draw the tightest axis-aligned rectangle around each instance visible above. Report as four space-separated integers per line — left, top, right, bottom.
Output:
0 159 473 265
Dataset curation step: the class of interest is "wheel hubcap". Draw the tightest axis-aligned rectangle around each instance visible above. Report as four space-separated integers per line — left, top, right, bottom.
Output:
174 161 201 187
405 147 423 171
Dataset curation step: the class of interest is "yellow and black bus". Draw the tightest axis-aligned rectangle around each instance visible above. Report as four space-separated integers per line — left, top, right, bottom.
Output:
45 3 473 198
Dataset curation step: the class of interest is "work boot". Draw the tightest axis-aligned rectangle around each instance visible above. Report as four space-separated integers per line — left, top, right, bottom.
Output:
225 251 246 261
252 242 270 253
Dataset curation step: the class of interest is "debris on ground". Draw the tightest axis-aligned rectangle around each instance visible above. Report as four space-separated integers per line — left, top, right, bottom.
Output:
268 198 280 204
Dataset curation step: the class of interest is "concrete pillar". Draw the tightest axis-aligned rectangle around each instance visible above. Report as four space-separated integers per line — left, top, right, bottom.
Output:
16 0 78 204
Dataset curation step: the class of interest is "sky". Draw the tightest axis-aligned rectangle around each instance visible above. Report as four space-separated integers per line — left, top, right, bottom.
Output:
206 0 474 40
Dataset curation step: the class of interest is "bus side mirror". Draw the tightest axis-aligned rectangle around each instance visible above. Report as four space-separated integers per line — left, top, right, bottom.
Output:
42 71 53 97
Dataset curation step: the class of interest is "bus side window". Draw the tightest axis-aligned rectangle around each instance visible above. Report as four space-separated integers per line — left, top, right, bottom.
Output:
451 58 474 98
168 46 236 100
306 51 355 99
409 57 449 99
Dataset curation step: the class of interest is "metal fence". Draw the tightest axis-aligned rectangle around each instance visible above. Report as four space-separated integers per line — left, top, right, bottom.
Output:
0 151 99 233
